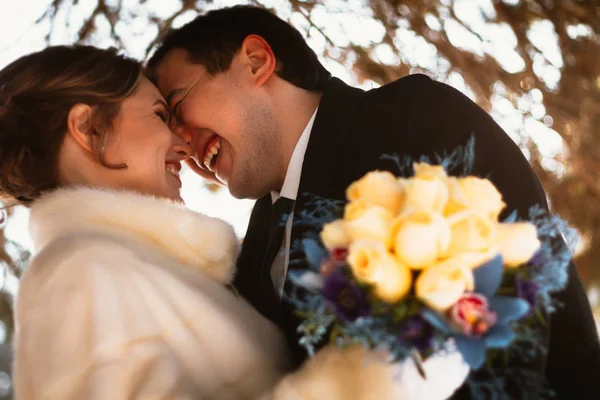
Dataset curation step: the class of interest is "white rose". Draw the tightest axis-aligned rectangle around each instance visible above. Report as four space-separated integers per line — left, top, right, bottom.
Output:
446 210 497 257
413 163 448 179
346 170 404 214
344 202 395 248
495 222 541 267
446 176 505 220
347 239 412 303
415 258 475 312
401 164 449 213
392 210 451 269
320 220 351 250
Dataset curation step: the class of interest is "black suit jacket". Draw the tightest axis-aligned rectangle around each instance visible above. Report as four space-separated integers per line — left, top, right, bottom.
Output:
234 75 600 398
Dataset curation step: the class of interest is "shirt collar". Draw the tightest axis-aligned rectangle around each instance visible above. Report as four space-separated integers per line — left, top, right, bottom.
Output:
271 108 318 204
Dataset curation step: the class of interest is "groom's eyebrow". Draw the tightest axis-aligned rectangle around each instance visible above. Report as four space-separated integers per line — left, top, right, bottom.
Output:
166 89 185 107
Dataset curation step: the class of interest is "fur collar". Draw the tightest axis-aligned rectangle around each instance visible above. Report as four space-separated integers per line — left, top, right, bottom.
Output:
29 186 240 284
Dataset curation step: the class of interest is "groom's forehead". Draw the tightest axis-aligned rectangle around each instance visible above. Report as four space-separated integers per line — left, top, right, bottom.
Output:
153 49 195 95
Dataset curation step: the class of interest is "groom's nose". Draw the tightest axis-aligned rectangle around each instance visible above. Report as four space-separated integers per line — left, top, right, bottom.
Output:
174 125 193 148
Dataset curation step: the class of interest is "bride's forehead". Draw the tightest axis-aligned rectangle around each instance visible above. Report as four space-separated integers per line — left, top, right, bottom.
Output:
128 78 164 102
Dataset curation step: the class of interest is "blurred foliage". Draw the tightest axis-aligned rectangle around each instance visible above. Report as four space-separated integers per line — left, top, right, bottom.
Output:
33 0 600 280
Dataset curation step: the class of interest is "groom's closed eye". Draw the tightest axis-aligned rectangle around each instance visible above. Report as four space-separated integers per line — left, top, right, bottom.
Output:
172 101 183 126
166 88 186 126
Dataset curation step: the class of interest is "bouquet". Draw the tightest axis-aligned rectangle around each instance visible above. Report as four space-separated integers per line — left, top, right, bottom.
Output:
289 155 573 399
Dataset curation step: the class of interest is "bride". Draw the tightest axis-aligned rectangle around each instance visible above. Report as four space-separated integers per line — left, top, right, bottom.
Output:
0 45 405 400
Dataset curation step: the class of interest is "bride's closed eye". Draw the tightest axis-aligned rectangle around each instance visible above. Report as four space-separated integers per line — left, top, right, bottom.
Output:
151 99 173 126
155 108 170 123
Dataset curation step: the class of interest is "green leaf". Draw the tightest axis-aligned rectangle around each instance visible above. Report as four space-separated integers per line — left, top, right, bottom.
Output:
329 324 342 342
391 303 409 322
535 308 546 326
294 311 315 319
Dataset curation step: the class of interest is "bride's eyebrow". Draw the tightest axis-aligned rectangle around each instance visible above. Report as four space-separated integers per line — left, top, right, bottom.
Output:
152 99 169 109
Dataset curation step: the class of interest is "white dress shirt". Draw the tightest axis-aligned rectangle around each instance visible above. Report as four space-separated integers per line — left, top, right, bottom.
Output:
270 108 318 297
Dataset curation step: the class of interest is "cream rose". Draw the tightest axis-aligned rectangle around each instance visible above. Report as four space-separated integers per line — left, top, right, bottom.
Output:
347 239 389 283
446 210 497 257
347 239 412 303
495 222 541 267
413 163 448 180
401 164 449 213
446 176 505 219
344 202 394 248
320 220 351 250
392 210 451 269
415 258 475 312
346 170 404 214
371 256 413 303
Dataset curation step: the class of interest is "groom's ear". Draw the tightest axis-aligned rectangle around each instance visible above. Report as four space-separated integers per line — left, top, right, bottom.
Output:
240 35 276 87
66 104 95 153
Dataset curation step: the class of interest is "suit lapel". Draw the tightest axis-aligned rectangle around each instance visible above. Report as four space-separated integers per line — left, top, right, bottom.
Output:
290 78 365 256
296 78 365 201
234 196 272 309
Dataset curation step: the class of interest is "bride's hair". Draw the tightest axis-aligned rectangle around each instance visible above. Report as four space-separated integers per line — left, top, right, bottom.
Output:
0 45 143 206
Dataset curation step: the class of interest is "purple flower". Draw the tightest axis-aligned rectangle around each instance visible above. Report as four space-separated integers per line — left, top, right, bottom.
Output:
516 277 538 313
322 269 371 322
397 315 434 352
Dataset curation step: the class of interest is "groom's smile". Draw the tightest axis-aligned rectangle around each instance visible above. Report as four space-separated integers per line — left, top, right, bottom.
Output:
184 127 230 185
202 134 221 172
152 47 292 199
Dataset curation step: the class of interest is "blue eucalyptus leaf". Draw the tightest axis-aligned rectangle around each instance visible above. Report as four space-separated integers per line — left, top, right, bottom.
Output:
489 296 530 324
473 255 504 297
503 210 518 223
485 324 515 348
288 270 324 292
302 238 328 270
455 335 487 369
421 309 451 333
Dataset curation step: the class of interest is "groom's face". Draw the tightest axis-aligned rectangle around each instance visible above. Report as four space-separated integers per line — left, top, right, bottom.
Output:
154 49 284 199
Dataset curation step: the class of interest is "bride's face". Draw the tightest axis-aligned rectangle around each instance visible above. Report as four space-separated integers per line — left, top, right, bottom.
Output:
67 78 191 201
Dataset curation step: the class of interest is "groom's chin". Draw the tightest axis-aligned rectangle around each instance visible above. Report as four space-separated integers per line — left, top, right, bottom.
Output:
228 181 267 201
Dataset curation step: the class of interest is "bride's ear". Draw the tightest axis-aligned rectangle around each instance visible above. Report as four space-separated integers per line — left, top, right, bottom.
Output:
66 104 94 153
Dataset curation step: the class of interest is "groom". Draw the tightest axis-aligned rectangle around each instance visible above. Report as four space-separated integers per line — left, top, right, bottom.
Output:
148 5 600 398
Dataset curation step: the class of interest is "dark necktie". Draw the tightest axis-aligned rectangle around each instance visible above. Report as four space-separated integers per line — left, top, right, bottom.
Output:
262 197 295 294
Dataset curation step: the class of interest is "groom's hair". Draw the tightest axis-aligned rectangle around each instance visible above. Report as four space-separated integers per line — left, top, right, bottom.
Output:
147 5 331 91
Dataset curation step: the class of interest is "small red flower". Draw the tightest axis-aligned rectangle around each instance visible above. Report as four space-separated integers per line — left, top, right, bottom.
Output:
320 248 349 276
449 293 497 337
331 248 349 262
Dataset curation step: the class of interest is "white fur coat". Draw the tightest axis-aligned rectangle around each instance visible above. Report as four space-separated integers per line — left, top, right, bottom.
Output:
14 187 294 399
13 187 467 400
